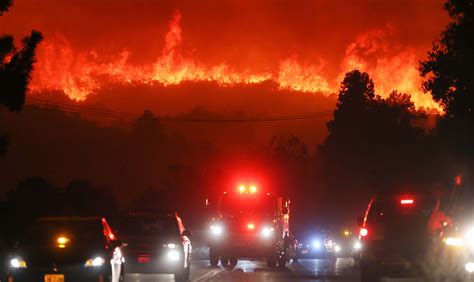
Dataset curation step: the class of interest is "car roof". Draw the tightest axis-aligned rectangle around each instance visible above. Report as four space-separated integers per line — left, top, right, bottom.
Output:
372 191 434 199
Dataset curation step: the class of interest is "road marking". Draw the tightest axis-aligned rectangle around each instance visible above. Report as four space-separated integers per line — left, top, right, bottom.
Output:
193 267 225 281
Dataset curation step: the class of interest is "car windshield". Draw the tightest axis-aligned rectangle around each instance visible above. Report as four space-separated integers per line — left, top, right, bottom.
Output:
23 219 103 247
120 216 179 236
219 194 274 216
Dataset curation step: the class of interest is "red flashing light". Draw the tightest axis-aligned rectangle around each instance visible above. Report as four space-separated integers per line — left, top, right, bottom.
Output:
247 223 255 230
400 199 414 205
239 185 246 193
360 228 368 237
250 185 257 193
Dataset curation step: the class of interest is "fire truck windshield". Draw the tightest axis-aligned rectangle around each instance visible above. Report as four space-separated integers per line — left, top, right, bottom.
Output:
219 194 274 216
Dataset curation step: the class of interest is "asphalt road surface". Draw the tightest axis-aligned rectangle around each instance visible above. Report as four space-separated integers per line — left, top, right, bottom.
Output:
124 258 424 281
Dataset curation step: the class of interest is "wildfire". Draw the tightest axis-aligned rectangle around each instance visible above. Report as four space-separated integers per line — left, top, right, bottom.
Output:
30 11 441 111
340 28 442 111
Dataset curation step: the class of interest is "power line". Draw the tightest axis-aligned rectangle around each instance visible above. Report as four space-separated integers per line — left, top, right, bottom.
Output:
25 101 136 119
155 112 332 123
26 97 137 117
25 97 333 122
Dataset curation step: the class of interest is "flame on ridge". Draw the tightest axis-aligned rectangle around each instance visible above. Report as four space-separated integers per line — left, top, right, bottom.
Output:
30 11 441 111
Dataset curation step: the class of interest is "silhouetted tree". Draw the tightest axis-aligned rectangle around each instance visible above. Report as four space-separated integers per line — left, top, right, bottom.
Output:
419 0 474 159
320 70 379 169
268 135 313 233
271 135 308 162
0 0 12 14
131 187 171 212
65 180 118 216
3 177 120 242
0 0 43 154
319 70 430 197
4 177 59 241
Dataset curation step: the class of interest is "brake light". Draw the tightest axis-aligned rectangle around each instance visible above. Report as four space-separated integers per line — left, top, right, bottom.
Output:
239 185 246 193
360 228 368 237
247 223 255 230
400 199 414 205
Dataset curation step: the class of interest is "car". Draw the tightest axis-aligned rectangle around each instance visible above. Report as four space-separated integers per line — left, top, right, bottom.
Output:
333 230 357 258
429 188 474 281
298 230 337 259
5 216 125 282
435 218 474 280
358 193 437 281
119 212 192 281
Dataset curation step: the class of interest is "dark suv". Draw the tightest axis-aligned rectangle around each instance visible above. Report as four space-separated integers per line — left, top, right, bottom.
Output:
119 212 192 281
358 193 436 281
6 216 125 282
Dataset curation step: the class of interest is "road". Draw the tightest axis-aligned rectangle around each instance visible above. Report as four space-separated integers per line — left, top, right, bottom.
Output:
124 258 423 281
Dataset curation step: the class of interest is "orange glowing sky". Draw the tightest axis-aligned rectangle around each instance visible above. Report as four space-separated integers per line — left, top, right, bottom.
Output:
0 0 449 110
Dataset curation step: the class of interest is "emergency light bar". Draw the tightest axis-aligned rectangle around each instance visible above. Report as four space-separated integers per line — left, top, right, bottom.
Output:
250 186 257 193
238 185 258 194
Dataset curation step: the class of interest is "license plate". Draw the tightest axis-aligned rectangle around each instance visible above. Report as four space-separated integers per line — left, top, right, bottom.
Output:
302 250 308 254
44 274 64 282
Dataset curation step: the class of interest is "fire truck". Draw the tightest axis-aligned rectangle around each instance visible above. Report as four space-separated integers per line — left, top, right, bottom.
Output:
207 184 298 267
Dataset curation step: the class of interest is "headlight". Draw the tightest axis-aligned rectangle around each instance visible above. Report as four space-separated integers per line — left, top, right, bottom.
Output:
335 245 341 252
444 226 474 249
353 242 362 250
465 262 474 273
167 250 180 261
163 243 177 249
84 257 105 267
445 237 465 247
210 224 223 236
312 241 321 249
10 258 27 269
465 228 474 249
261 227 274 238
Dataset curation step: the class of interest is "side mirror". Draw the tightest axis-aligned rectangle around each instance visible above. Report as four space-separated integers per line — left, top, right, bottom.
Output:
282 207 289 215
182 230 192 237
357 216 364 227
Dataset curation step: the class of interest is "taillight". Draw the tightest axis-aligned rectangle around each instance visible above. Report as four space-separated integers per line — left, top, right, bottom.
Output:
400 198 414 205
247 223 255 230
360 228 368 237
